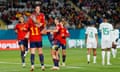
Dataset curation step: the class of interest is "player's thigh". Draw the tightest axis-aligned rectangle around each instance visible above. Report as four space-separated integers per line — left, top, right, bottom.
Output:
101 40 107 49
59 44 66 55
18 40 25 51
106 40 112 48
50 49 56 56
105 40 112 48
30 42 37 54
56 50 59 60
38 48 43 54
112 42 117 48
61 44 66 50
62 49 66 55
36 41 43 54
101 39 111 49
92 41 97 49
23 38 28 48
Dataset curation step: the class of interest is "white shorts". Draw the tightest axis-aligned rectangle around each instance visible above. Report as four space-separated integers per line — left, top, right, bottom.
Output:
101 39 112 49
86 40 97 48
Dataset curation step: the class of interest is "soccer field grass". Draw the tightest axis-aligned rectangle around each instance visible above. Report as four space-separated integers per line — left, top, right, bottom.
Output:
0 48 120 72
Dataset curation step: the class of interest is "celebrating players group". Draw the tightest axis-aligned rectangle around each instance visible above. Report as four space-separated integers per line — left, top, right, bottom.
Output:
15 5 119 71
15 5 69 71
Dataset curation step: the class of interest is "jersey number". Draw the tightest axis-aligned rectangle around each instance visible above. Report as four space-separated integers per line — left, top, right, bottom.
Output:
30 27 39 35
89 32 93 38
103 28 109 35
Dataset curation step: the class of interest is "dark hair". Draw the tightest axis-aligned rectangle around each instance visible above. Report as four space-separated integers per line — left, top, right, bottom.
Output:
55 17 61 22
34 4 40 9
103 17 108 20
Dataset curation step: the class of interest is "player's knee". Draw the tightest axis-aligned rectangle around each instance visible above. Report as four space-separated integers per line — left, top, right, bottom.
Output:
51 50 55 55
38 50 43 55
52 55 56 59
30 48 36 54
62 50 66 55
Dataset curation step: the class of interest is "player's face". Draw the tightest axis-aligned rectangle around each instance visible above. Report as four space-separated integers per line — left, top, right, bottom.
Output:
35 6 40 14
60 21 63 26
104 19 107 22
19 17 24 23
54 19 58 24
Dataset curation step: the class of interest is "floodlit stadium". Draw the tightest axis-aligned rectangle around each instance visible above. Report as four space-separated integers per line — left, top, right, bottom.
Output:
0 0 120 72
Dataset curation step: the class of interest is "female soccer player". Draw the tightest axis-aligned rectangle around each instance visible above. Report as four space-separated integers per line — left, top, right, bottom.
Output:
15 16 28 67
85 21 98 64
99 18 113 65
47 17 61 70
27 5 45 71
59 20 70 66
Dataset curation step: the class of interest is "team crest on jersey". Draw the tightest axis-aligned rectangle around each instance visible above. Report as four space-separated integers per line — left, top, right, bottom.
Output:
39 16 42 19
62 29 64 32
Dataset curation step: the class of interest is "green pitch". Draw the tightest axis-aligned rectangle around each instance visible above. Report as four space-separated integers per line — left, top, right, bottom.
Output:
0 48 120 72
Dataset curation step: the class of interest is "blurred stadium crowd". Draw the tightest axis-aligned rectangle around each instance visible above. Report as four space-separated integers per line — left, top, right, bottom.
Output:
0 0 120 29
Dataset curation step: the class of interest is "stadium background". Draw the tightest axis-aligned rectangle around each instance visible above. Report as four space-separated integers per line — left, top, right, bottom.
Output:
0 0 120 72
0 0 120 49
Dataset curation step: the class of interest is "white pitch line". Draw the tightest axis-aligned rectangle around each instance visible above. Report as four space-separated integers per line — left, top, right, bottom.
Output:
0 61 82 69
0 61 21 65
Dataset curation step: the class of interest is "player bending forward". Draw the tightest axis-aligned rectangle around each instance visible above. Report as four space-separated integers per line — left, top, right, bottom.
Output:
85 21 98 64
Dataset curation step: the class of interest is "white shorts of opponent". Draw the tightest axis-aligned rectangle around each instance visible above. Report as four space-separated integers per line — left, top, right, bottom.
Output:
101 39 112 49
86 40 97 49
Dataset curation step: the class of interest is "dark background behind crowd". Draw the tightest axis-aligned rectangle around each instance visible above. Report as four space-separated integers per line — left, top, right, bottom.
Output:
0 0 120 29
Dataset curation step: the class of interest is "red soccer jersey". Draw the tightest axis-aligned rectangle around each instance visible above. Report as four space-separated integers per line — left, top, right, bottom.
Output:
29 26 42 42
59 27 70 45
53 24 61 40
29 12 45 30
15 23 28 40
27 12 45 42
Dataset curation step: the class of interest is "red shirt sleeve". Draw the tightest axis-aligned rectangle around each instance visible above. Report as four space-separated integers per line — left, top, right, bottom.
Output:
64 28 70 37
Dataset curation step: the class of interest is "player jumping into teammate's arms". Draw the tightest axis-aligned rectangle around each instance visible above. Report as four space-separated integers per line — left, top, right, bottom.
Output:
15 16 29 67
27 5 45 71
85 21 98 64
